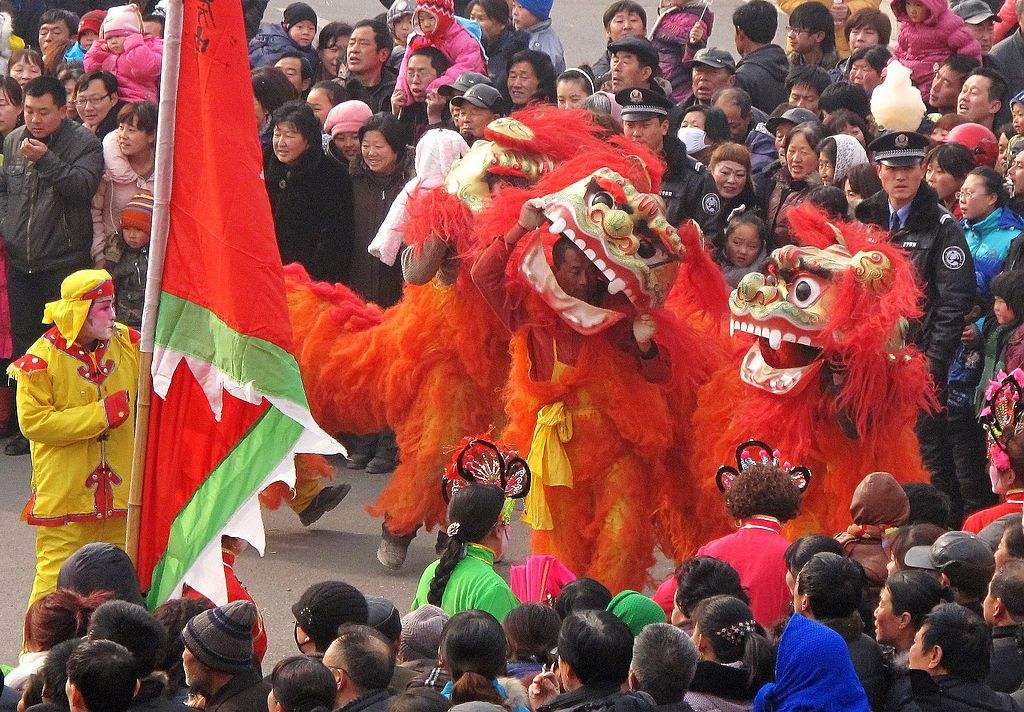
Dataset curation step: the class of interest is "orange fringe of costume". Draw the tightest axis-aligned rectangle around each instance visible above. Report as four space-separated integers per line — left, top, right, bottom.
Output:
477 139 727 592
690 205 937 541
272 108 613 536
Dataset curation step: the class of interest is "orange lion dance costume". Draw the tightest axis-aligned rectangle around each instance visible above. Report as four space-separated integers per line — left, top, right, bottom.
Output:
471 137 726 592
692 204 936 539
280 108 619 563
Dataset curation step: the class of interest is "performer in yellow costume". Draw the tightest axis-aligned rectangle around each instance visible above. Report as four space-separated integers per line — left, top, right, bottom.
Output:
7 269 139 604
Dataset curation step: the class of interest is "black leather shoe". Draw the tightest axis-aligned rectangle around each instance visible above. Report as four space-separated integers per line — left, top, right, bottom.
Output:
298 483 351 526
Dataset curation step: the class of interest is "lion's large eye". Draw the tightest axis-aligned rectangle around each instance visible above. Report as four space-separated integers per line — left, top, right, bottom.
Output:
789 276 822 308
589 191 614 209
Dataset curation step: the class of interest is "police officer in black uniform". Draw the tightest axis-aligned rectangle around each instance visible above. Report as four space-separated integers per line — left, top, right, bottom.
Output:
615 86 721 233
855 130 977 522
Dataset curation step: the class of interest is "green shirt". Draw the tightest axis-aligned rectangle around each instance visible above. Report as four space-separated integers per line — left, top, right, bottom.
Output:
411 543 519 621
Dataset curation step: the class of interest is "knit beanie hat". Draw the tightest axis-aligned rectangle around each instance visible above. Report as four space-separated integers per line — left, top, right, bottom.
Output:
182 601 257 674
399 604 448 661
516 0 553 21
283 2 317 29
324 100 373 137
388 0 416 25
101 4 142 38
79 9 106 36
121 191 154 234
291 581 368 650
417 0 453 20
606 590 667 636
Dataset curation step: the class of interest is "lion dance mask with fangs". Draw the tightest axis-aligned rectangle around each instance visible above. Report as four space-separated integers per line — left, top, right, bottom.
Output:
275 107 631 547
487 137 728 591
692 204 937 537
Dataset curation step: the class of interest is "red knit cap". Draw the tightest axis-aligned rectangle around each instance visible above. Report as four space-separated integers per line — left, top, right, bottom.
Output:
79 9 106 36
417 0 453 20
121 191 154 234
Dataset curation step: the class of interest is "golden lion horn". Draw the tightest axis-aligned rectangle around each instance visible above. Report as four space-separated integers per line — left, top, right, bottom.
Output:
827 222 847 248
850 250 894 293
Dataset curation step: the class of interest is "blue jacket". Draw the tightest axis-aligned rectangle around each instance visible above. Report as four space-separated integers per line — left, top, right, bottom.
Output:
248 22 319 74
962 206 1024 302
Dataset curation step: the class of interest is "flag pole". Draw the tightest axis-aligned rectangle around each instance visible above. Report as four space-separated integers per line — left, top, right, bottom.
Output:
126 0 183 565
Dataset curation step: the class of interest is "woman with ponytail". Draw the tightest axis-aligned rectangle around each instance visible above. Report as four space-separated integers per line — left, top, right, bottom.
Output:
439 610 530 712
874 570 954 668
268 655 337 712
412 483 519 621
687 595 775 712
413 438 532 622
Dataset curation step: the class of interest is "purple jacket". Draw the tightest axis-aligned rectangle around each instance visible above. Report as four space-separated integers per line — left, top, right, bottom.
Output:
650 3 713 104
892 0 982 97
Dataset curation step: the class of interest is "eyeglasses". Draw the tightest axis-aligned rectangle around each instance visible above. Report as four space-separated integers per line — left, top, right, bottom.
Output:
75 92 111 107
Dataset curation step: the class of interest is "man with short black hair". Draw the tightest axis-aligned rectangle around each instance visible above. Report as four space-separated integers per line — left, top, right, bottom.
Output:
1 76 103 458
346 19 397 114
930 55 982 115
75 70 124 139
608 35 658 92
39 9 79 68
983 561 1024 693
529 611 653 712
901 603 1022 711
794 553 889 710
628 623 698 711
323 624 396 712
818 81 871 122
958 66 1008 130
787 3 839 71
785 65 831 114
66 639 139 712
732 0 788 114
713 86 775 172
275 51 313 95
592 0 647 78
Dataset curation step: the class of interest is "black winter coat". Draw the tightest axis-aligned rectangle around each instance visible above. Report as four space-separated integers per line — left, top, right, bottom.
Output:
888 669 1023 712
661 135 721 234
855 184 977 385
264 146 353 282
988 626 1024 694
822 614 892 711
484 26 529 90
204 670 270 712
341 690 393 712
540 685 657 712
735 44 789 115
345 155 411 308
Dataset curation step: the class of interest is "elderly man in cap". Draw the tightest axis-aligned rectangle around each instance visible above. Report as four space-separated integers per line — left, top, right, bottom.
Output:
440 71 493 132
955 0 1001 54
183 600 269 712
7 269 139 605
617 86 721 233
451 83 504 144
687 48 736 108
905 531 996 617
608 35 659 92
855 131 976 524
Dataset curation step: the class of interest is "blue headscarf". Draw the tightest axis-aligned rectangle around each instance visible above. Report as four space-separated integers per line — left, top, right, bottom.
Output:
753 614 870 712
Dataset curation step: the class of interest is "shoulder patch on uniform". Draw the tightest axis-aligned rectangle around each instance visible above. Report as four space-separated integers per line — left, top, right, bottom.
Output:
702 192 721 215
942 246 966 270
11 354 47 373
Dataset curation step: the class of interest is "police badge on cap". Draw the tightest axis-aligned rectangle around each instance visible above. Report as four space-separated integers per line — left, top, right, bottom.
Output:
615 87 673 122
868 130 930 167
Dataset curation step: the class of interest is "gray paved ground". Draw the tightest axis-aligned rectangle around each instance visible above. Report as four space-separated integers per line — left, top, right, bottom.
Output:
0 0 781 669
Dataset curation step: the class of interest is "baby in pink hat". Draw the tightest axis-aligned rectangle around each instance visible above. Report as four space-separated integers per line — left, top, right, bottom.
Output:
84 4 163 103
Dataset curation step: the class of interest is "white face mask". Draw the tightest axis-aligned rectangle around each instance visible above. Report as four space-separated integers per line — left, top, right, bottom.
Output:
677 126 708 154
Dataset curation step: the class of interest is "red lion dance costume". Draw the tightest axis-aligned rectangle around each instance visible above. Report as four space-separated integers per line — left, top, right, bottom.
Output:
471 137 725 592
691 205 935 538
280 108 620 552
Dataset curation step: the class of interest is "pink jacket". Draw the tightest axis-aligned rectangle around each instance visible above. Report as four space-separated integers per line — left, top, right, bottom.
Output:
396 20 486 100
91 131 154 263
892 0 981 97
83 32 163 103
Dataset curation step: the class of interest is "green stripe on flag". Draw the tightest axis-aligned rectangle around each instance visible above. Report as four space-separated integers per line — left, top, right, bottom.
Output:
146 405 304 607
154 292 309 407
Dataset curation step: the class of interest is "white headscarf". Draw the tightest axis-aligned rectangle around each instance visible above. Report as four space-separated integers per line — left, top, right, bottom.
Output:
369 129 471 266
830 133 868 186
